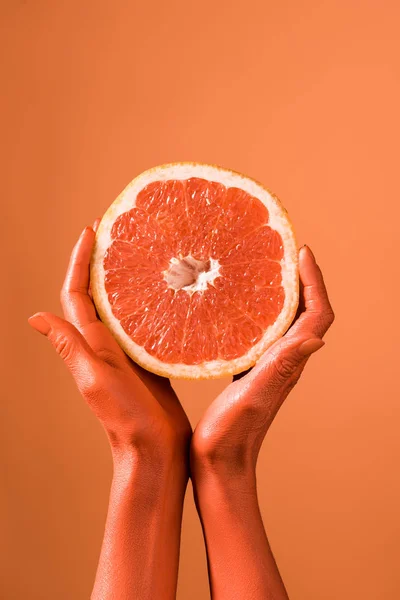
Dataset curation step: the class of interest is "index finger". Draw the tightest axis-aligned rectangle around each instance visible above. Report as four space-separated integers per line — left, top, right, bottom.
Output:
289 245 335 339
233 245 334 382
60 226 99 328
88 217 101 302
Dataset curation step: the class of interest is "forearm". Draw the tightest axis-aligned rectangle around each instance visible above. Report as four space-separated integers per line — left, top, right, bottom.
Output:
192 465 289 600
91 445 188 600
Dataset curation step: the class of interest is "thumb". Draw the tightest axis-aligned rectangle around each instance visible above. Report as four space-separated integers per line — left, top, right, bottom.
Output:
28 312 100 385
253 335 325 389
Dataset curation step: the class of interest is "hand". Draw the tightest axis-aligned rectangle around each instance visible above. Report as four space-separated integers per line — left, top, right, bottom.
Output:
28 221 194 599
189 245 335 599
28 221 192 461
191 244 335 476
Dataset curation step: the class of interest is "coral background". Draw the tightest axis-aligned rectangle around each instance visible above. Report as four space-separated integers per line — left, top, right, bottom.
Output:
1 1 399 598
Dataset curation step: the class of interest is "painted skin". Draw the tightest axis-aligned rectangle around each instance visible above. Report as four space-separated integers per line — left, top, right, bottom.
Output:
28 222 334 600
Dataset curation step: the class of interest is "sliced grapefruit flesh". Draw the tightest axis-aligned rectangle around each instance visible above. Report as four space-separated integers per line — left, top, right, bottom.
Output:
90 163 299 379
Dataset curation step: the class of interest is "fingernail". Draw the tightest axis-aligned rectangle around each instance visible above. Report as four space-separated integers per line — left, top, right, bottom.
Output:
92 218 101 231
301 245 316 262
28 314 51 335
306 245 316 260
298 338 325 356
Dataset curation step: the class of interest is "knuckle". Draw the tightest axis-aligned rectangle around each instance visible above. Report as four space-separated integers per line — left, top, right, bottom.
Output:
73 364 105 407
274 356 300 382
59 286 68 305
80 375 103 405
309 310 334 338
60 287 84 307
96 348 122 368
325 309 335 326
52 331 75 363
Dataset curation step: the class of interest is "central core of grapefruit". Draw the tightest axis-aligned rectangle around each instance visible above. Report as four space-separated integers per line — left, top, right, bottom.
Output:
164 256 221 292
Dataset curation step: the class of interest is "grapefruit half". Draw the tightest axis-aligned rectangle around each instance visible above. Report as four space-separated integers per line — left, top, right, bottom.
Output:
90 162 299 379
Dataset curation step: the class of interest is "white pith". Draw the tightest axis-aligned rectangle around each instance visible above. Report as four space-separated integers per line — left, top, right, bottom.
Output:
163 257 221 293
90 162 299 380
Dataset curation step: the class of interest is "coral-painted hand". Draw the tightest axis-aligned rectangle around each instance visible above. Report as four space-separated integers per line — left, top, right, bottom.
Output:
192 245 335 473
190 245 335 600
28 222 192 456
29 222 192 599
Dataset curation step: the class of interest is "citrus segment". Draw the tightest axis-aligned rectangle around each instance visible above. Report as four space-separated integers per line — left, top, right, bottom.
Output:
136 180 192 256
184 178 226 260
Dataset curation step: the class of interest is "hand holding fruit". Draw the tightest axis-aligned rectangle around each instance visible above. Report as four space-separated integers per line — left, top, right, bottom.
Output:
187 244 334 600
191 244 335 478
28 222 192 462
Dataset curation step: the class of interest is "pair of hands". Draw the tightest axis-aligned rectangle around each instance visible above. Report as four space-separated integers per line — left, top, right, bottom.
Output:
28 219 335 478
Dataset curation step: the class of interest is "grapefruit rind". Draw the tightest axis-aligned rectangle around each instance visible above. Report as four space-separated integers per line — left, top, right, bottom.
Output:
90 162 299 380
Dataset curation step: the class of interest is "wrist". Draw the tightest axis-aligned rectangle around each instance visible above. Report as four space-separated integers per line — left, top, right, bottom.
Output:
107 424 191 469
111 441 189 485
107 446 189 517
190 449 256 493
191 463 258 519
190 431 257 481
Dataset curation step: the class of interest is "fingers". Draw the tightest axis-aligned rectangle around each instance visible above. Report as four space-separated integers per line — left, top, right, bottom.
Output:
92 217 101 233
28 312 100 390
88 217 101 303
195 245 334 459
300 245 333 314
60 226 99 328
247 333 325 403
234 245 333 383
254 334 325 382
247 245 333 388
60 222 127 367
289 245 335 339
